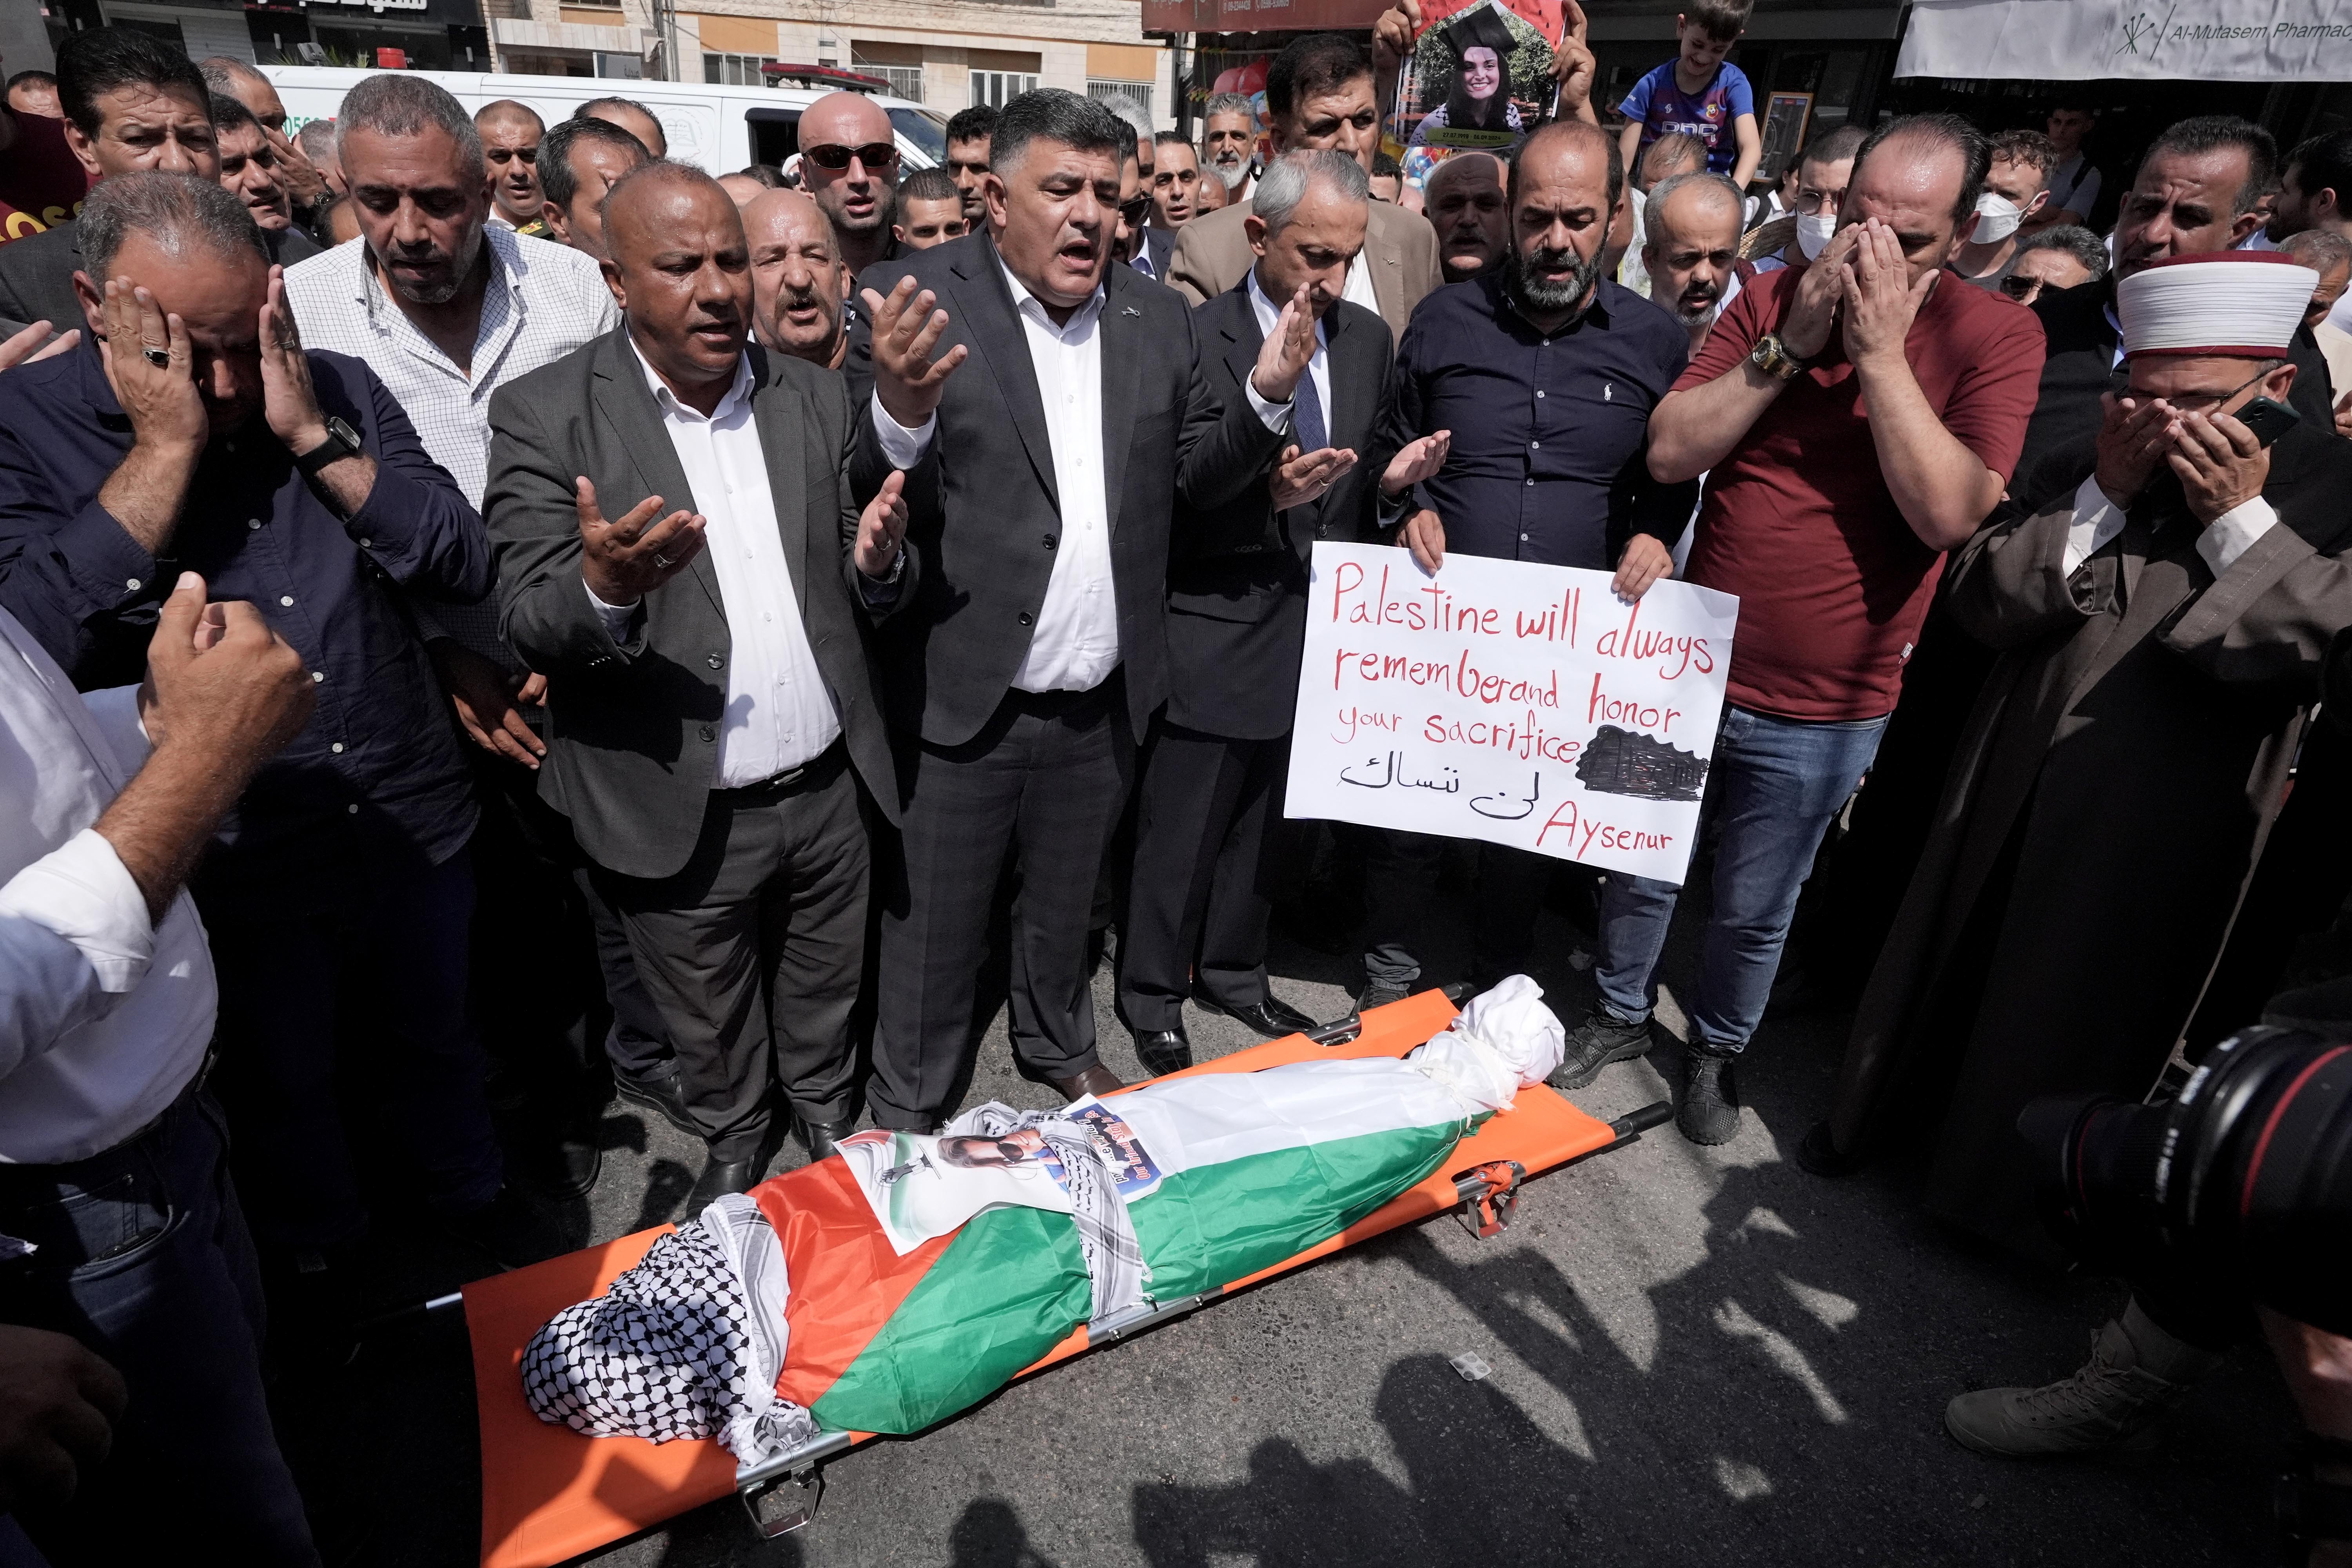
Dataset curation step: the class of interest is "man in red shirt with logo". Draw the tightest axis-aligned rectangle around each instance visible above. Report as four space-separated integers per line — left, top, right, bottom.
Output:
1552 113 2045 1145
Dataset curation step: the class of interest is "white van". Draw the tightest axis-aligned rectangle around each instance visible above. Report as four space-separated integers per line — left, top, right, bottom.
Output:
257 66 947 175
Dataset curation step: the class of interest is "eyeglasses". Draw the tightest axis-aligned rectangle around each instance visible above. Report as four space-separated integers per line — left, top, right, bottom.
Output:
1118 194 1152 226
802 142 899 172
2161 368 2270 414
1999 273 2042 300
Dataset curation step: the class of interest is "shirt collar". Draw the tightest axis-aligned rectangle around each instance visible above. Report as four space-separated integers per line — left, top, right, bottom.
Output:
628 335 753 422
996 252 1106 336
354 226 523 338
1244 268 1329 352
1489 270 1612 338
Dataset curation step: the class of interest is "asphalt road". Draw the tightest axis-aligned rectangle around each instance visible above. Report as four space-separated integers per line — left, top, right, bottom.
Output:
285 859 2293 1568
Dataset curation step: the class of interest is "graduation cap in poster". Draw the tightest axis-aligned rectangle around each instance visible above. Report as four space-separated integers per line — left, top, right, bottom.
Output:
1392 0 1560 187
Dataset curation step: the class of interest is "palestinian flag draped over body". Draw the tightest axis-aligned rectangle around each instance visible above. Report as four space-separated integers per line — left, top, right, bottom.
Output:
521 980 1566 1451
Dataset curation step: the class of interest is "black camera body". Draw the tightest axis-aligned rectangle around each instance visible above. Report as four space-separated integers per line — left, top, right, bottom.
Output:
2018 1025 2352 1336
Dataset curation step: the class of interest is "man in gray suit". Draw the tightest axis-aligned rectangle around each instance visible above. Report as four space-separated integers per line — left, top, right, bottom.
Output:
485 163 913 1207
1167 33 1441 343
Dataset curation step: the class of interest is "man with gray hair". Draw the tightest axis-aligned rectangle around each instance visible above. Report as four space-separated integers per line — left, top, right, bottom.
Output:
199 53 333 217
1122 148 1437 1068
0 170 523 1316
2278 226 2352 432
284 72 639 1198
1640 167 1747 351
1203 91 1258 199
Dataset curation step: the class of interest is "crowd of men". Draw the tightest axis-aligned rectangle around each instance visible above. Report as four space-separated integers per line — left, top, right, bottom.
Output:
0 14 2350 1563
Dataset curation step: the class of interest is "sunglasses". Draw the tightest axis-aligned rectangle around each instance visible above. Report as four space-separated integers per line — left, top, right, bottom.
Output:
1118 194 1152 225
1999 273 2041 299
803 142 899 172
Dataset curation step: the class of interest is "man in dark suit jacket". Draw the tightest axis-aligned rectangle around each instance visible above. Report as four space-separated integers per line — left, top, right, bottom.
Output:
1118 149 1441 1071
1130 224 1176 282
845 90 1301 1130
485 164 913 1206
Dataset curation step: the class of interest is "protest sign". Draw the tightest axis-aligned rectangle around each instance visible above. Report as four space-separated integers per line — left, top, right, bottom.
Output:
1285 543 1739 885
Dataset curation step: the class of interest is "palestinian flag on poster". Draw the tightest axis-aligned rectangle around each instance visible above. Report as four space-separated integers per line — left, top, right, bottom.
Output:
755 1054 1497 1436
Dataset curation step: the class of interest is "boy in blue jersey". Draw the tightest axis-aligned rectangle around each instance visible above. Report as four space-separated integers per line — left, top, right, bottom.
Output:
1616 3 1760 190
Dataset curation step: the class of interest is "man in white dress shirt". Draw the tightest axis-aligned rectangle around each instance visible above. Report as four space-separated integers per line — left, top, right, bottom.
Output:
485 163 912 1207
0 576 316 1562
846 91 1301 1130
284 73 653 1199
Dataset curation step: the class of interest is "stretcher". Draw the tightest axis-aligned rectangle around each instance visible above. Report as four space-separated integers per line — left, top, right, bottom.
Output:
458 989 1669 1568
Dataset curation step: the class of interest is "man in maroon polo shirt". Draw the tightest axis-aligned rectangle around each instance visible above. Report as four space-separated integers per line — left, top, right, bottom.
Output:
1548 112 2045 1145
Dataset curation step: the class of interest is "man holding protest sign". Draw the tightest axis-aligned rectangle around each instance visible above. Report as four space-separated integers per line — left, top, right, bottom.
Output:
1352 119 1695 1011
1567 114 2042 1145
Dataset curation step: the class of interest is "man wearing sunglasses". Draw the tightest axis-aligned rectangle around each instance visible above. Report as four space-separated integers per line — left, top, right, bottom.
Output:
799 91 902 294
1111 117 1172 280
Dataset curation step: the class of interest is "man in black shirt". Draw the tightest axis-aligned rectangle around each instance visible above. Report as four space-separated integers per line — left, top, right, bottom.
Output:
1356 120 1695 1009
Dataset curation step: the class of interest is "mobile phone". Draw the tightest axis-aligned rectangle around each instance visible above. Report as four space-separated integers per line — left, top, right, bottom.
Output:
2235 396 2301 448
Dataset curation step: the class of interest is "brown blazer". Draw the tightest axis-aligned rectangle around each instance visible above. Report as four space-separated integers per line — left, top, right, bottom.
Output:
1166 197 1442 345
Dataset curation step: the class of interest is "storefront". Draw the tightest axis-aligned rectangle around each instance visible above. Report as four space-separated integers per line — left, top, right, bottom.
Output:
50 0 488 71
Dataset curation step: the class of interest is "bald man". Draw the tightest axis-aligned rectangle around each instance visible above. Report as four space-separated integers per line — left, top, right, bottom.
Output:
1639 169 1747 351
485 163 911 1203
797 89 901 285
718 171 768 209
476 99 546 234
1424 152 1505 279
576 96 664 159
746 188 849 369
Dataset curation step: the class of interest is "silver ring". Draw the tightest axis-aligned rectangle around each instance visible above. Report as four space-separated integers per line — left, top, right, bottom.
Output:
142 347 170 369
653 552 673 569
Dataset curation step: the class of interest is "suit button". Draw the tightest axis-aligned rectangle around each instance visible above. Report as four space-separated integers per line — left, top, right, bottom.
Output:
1017 612 1034 626
707 653 723 669
698 725 715 742
1042 534 1057 550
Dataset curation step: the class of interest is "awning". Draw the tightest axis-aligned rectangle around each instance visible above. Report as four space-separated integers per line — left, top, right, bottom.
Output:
1896 0 2352 81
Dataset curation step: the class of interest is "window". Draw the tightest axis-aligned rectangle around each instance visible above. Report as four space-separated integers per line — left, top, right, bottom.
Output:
969 71 1038 109
1087 80 1152 123
704 52 776 86
869 65 924 101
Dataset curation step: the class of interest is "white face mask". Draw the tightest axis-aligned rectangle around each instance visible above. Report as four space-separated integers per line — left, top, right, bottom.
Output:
1972 192 2024 245
1796 212 1837 261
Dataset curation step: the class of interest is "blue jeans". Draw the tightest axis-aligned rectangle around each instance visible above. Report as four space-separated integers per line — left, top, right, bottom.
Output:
0 1085 319 1564
1593 705 1887 1054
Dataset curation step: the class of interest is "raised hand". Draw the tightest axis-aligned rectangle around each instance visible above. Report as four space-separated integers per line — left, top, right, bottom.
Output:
1272 444 1357 511
855 469 910 579
1371 0 1421 74
0 319 78 371
862 277 967 429
1382 430 1450 495
1250 283 1318 405
141 573 316 763
99 278 205 455
1839 219 1936 369
2094 391 2173 510
257 266 329 455
267 123 332 210
2167 406 2271 526
1779 221 1857 362
575 477 707 607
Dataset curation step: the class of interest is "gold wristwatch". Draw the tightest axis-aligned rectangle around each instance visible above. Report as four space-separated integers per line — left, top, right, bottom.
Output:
1749 332 1808 381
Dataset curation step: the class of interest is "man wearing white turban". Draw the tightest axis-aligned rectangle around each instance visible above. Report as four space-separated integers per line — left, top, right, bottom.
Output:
1815 251 2352 1267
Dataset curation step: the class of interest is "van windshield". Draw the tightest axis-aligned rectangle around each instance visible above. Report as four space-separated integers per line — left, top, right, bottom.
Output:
887 106 947 167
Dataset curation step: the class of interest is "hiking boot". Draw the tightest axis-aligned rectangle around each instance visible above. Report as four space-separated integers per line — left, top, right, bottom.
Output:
1354 978 1412 1014
1547 1009 1653 1092
1944 1303 2225 1458
1677 1049 1741 1145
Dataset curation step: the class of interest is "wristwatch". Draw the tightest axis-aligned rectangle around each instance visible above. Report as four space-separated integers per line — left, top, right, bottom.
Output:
294 416 363 479
1749 332 1809 382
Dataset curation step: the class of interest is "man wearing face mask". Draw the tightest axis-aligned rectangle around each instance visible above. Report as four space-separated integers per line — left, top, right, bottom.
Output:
1575 114 2044 1148
1947 130 2051 294
844 90 1298 1132
1748 122 1864 277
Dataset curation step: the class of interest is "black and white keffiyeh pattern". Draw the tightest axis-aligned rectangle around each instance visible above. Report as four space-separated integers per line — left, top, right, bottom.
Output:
944 1103 1153 1328
521 1193 818 1463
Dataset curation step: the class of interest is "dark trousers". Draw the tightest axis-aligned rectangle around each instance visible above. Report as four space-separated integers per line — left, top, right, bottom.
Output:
200 840 503 1250
1119 721 1287 1031
871 678 1134 1128
1361 831 1553 990
469 753 670 1119
594 747 869 1159
0 1086 319 1565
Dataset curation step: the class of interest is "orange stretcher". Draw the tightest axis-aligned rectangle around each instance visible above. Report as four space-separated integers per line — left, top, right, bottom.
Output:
461 989 1666 1568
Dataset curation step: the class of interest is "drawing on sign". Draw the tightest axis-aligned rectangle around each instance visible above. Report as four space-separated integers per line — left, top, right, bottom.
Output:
1576 725 1709 802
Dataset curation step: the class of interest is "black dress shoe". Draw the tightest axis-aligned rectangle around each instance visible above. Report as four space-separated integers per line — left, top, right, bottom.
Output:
1132 1026 1192 1077
796 1116 853 1162
685 1149 766 1211
444 1185 566 1270
1795 1119 1867 1178
1047 1063 1125 1102
516 1136 603 1200
1191 984 1319 1039
614 1064 697 1137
